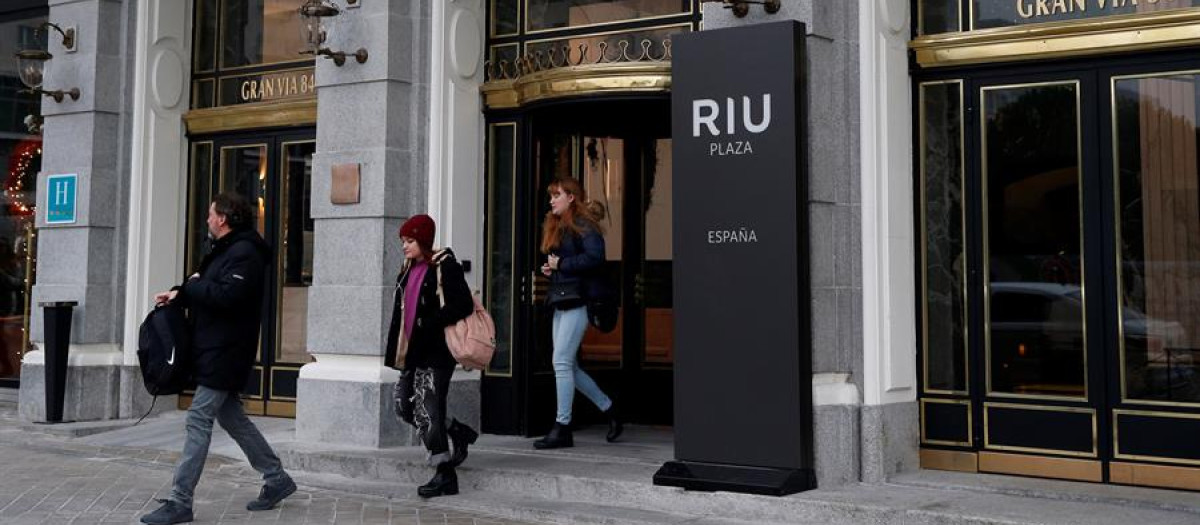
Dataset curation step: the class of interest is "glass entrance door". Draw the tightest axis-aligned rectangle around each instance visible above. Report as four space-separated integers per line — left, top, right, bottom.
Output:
976 77 1106 478
920 55 1200 489
482 98 673 436
184 130 314 417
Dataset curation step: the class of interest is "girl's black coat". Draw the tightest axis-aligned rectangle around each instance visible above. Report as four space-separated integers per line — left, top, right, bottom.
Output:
547 223 606 309
384 250 474 370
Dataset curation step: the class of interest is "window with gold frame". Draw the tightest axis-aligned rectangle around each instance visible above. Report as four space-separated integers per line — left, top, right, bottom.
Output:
192 0 315 111
915 0 1200 35
487 0 700 74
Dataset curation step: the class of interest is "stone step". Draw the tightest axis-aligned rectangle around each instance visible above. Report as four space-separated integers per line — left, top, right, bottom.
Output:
276 434 1200 525
0 386 17 405
290 471 772 525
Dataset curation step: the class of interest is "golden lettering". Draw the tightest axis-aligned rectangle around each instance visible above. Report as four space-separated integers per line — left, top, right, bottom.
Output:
1013 0 1185 19
1017 0 1036 17
228 70 316 106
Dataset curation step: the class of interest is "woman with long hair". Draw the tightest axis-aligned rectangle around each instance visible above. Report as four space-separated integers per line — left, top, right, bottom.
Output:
384 214 479 498
533 177 623 449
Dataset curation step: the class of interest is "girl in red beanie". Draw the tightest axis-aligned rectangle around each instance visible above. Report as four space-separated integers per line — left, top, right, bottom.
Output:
384 214 478 498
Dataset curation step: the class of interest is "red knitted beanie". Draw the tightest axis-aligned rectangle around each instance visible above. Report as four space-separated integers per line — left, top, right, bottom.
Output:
399 214 435 251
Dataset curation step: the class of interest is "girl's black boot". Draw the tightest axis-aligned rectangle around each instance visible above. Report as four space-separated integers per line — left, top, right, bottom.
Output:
448 418 479 467
533 422 574 449
604 406 623 443
417 463 459 498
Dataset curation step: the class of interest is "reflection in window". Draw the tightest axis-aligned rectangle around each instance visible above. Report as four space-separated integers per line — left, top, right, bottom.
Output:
220 145 269 237
983 83 1085 398
920 0 959 34
187 143 215 274
0 13 47 381
487 124 517 374
1115 73 1200 404
221 0 307 69
194 0 219 71
527 0 689 32
277 142 315 364
921 81 966 393
580 137 625 364
493 0 519 35
642 139 673 366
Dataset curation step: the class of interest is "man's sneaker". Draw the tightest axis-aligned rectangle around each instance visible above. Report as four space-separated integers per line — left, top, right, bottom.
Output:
246 477 297 511
140 499 193 525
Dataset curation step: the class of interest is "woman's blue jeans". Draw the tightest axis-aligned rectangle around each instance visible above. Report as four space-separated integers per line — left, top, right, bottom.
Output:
553 306 612 424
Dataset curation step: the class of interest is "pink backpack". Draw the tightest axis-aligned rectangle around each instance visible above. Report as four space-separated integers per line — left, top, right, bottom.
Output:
435 251 496 371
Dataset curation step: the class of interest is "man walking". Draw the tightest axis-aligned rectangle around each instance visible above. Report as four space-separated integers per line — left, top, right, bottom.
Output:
142 192 296 525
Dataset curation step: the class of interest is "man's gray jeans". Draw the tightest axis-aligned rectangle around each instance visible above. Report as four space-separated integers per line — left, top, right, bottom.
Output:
169 385 289 508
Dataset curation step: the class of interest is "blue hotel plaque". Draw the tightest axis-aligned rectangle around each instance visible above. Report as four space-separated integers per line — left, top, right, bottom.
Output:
46 174 78 224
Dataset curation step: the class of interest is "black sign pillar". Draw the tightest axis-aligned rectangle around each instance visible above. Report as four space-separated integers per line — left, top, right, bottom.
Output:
654 21 814 496
40 301 77 424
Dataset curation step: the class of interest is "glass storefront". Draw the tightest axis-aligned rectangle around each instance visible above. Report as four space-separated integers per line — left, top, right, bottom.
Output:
915 3 1200 486
0 8 45 383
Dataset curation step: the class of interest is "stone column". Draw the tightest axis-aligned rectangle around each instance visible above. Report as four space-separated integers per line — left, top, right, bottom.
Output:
859 0 919 483
20 0 133 423
119 0 191 420
296 0 433 447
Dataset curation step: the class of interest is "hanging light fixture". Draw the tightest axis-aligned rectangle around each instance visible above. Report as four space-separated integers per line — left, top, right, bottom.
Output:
298 0 368 67
13 22 80 103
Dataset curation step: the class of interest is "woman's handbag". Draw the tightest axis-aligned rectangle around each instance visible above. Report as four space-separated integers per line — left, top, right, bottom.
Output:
586 293 619 333
547 279 583 306
434 251 496 370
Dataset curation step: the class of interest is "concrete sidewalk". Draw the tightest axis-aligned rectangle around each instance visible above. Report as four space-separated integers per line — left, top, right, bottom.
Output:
7 404 1200 525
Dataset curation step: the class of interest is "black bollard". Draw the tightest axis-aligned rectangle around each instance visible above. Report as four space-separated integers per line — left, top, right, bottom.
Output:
39 301 77 423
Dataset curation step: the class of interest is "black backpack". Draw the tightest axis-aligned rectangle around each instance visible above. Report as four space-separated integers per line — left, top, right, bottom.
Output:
137 303 193 395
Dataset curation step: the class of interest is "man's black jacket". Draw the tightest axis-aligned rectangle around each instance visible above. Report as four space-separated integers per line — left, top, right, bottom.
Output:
173 228 270 392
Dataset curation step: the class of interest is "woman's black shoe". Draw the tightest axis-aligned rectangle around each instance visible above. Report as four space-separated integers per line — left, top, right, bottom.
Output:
533 422 573 449
447 418 478 467
418 463 458 498
604 407 623 443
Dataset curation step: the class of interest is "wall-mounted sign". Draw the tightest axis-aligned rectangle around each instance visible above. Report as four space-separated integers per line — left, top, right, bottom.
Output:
218 68 316 106
656 21 814 496
45 174 77 224
974 0 1192 29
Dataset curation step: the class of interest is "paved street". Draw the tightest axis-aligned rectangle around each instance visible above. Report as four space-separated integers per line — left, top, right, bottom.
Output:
0 425 540 525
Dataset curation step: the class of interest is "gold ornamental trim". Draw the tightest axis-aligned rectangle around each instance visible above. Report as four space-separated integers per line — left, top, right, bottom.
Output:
183 98 317 135
482 62 671 109
911 9 1200 68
